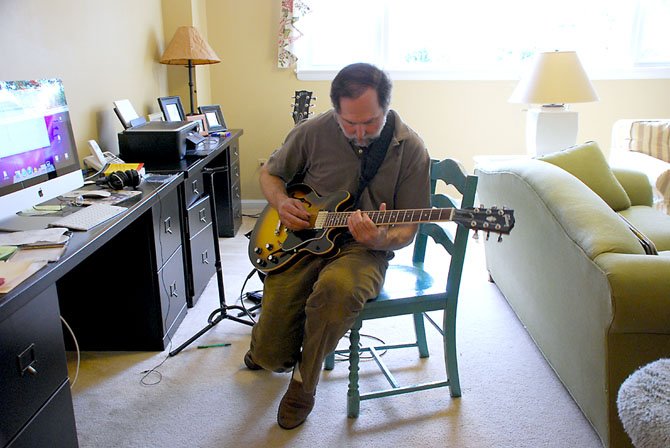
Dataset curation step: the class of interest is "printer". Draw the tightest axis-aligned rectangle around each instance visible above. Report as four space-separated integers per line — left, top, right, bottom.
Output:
118 121 200 163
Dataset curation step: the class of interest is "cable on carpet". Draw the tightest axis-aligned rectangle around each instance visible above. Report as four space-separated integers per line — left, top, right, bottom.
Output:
139 199 173 386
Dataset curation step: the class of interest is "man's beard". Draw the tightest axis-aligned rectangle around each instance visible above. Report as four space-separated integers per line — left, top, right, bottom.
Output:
340 116 386 147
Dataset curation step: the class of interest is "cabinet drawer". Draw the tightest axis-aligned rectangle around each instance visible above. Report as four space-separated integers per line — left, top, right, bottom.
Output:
189 223 217 300
185 171 205 207
158 247 188 337
7 380 77 448
230 159 240 185
229 141 239 165
187 195 212 237
153 188 182 265
0 285 69 445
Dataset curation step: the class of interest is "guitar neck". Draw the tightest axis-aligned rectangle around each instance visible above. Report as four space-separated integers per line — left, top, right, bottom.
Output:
318 208 455 228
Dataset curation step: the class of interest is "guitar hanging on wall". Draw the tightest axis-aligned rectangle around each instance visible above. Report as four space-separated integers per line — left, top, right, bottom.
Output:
291 90 316 125
248 183 516 274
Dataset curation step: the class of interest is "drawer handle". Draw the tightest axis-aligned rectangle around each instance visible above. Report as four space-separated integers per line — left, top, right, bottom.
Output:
199 208 208 223
164 216 173 234
201 250 209 264
192 179 200 197
169 281 179 298
18 344 38 377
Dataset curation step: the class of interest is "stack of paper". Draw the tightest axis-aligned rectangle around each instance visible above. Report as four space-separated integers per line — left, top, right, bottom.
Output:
0 228 71 265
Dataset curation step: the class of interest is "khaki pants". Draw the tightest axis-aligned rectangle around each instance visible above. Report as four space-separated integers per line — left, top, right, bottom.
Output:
249 242 389 394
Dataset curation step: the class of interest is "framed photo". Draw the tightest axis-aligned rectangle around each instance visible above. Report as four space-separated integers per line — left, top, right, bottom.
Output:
158 96 185 122
198 105 227 133
186 114 208 136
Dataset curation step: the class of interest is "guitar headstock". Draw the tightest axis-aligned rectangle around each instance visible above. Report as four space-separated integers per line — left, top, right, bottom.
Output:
452 206 515 241
292 90 316 125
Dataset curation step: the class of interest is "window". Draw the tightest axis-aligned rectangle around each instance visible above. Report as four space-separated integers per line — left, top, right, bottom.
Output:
294 0 670 80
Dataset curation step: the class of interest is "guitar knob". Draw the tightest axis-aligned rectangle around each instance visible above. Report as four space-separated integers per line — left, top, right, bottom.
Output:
255 259 267 267
254 247 262 254
265 243 274 250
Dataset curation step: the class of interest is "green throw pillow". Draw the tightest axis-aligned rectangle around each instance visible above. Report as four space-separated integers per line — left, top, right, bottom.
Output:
539 141 632 211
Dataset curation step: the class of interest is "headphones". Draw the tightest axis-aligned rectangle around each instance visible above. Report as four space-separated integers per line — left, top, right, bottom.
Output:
96 169 141 190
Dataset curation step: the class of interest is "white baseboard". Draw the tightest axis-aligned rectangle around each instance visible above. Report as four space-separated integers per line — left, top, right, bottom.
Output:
242 199 267 215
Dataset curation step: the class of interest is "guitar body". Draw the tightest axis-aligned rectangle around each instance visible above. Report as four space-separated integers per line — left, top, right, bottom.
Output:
248 184 353 274
249 184 515 274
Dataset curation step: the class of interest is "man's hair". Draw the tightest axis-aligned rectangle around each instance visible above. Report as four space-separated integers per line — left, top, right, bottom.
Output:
330 63 392 113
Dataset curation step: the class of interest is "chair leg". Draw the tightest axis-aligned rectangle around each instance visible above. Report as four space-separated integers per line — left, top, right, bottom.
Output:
324 352 335 370
347 320 362 418
443 319 461 397
413 312 429 358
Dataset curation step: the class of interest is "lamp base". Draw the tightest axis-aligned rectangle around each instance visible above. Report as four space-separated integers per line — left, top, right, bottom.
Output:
525 106 578 156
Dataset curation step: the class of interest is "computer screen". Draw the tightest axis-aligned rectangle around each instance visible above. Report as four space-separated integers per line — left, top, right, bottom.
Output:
0 78 83 222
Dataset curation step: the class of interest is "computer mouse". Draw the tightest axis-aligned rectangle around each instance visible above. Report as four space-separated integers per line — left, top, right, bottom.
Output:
81 190 112 198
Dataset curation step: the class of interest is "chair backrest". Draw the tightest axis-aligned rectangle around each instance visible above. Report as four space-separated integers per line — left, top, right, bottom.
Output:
412 158 478 293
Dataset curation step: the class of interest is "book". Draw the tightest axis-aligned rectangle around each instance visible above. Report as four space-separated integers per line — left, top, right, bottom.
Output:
104 163 145 176
0 260 48 294
0 246 18 261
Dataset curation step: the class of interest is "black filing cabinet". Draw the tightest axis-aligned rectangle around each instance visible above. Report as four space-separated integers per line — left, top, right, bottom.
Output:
182 171 217 307
0 284 78 447
142 130 243 306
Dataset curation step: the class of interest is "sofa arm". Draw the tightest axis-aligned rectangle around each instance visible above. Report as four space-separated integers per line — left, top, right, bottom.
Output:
475 159 645 260
595 252 670 334
610 150 670 211
612 168 653 206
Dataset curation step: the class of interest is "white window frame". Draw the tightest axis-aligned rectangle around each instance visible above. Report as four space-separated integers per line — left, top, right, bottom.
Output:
294 0 670 81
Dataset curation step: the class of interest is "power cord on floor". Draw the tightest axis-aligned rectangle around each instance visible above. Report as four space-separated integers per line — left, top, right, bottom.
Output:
333 331 387 362
139 217 174 386
234 268 261 324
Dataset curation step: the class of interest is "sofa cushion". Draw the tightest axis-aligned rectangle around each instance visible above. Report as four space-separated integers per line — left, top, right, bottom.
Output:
619 205 670 251
540 141 632 211
629 120 670 163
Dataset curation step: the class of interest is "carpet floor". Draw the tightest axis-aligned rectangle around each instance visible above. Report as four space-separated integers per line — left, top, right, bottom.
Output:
68 217 602 448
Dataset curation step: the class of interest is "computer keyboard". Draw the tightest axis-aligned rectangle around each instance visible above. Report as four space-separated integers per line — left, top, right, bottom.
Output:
49 203 128 231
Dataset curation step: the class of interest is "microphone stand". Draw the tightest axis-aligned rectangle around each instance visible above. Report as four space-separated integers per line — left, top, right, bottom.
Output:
169 169 254 356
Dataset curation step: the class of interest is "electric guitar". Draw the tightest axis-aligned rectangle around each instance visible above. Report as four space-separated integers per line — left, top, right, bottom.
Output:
248 184 515 274
291 90 315 125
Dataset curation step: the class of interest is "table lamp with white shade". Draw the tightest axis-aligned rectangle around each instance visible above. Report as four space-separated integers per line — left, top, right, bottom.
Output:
509 50 599 156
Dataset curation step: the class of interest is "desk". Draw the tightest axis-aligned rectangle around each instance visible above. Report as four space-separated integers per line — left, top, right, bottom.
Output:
0 174 186 447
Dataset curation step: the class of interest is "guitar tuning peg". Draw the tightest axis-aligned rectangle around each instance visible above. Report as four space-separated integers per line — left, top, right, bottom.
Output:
497 234 503 243
485 231 490 241
472 230 479 240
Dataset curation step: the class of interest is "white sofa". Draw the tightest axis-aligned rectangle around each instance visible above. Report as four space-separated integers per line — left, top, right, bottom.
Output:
609 119 670 214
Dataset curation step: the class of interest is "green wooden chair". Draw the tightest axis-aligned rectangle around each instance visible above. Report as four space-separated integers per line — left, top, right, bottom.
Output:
324 158 478 418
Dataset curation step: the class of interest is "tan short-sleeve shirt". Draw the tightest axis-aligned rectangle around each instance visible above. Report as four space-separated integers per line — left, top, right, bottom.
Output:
265 109 431 212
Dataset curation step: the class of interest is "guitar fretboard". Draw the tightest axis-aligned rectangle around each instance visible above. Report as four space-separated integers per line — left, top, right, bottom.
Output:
319 208 455 228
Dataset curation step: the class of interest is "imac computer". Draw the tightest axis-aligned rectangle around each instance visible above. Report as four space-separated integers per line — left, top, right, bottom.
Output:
0 78 84 226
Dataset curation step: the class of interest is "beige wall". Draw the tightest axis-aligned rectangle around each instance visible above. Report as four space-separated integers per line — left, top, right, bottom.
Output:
0 0 167 158
3 0 670 203
203 0 670 200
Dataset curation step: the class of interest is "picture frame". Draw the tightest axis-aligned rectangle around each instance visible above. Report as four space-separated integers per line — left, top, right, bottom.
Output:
158 96 186 122
186 114 208 136
198 104 227 133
